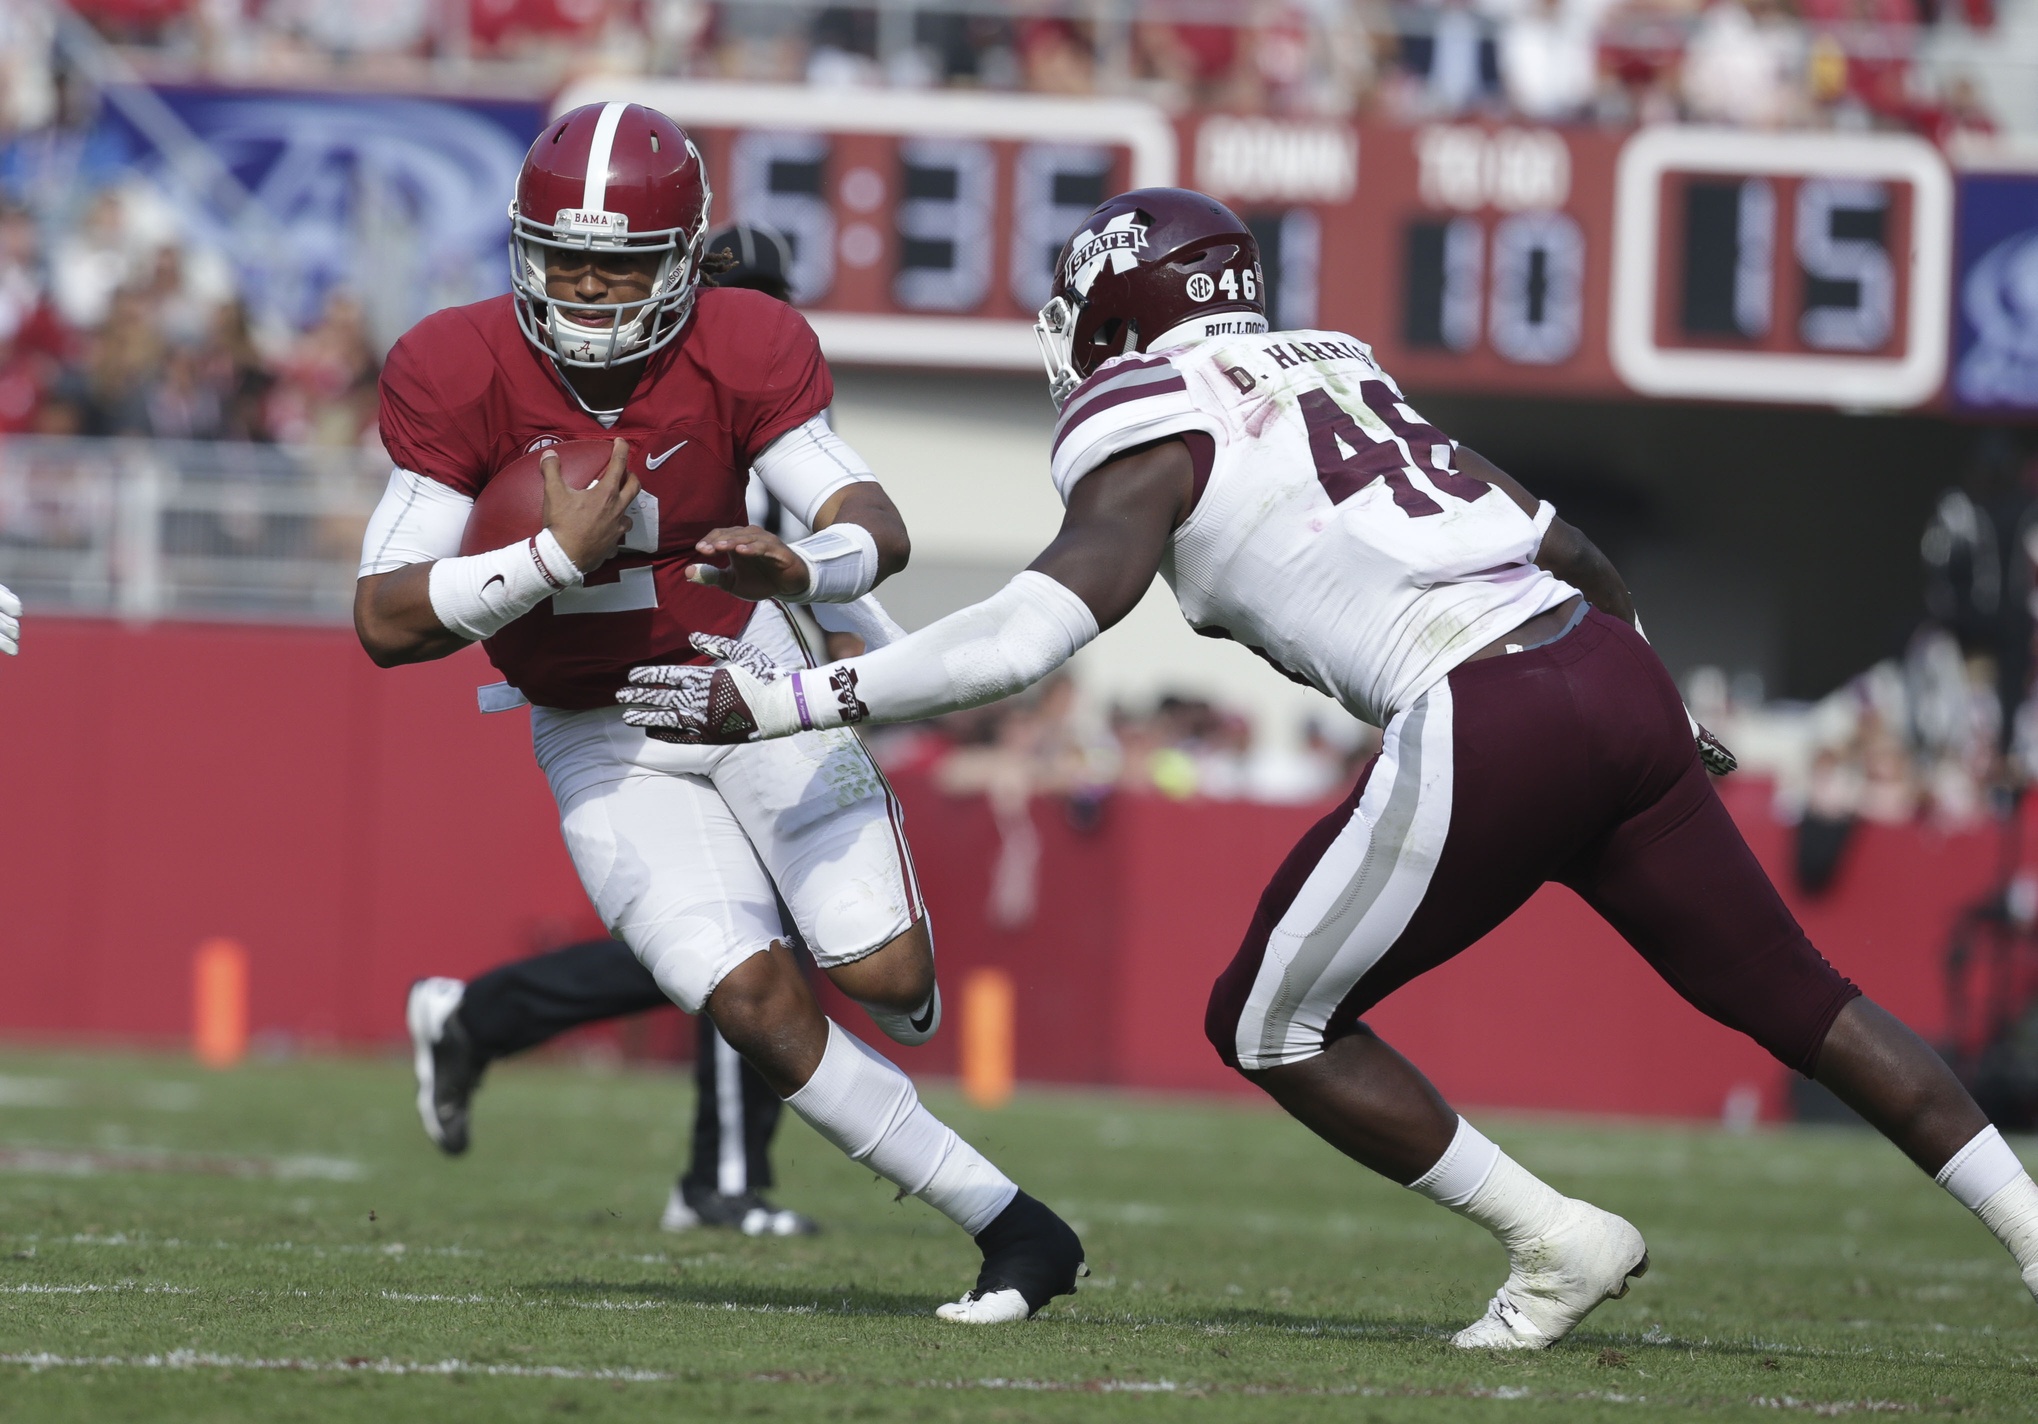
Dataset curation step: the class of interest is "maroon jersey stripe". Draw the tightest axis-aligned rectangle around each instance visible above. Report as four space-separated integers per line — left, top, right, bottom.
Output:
1050 374 1191 459
1057 353 1174 413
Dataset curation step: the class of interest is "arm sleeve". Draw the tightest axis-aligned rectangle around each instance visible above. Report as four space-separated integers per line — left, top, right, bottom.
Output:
752 416 876 529
358 468 475 577
780 571 1098 730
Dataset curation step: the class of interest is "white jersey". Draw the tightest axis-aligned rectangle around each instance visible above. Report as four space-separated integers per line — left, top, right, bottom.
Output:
1049 330 1576 727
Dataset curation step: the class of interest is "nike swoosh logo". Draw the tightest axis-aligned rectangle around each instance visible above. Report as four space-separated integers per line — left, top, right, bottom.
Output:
646 441 688 469
483 574 505 592
910 998 937 1034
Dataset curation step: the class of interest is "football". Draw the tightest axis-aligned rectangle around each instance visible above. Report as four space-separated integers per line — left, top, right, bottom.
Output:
459 439 621 556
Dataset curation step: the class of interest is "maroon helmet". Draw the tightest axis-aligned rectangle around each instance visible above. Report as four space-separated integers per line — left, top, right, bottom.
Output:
510 101 713 369
1034 187 1267 408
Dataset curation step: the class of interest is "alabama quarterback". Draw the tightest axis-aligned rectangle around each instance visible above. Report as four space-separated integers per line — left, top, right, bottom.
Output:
622 187 2038 1345
353 102 1085 1323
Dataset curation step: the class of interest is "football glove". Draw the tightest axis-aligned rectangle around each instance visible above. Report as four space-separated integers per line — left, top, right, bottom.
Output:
1688 709 1737 777
619 634 797 744
0 582 17 656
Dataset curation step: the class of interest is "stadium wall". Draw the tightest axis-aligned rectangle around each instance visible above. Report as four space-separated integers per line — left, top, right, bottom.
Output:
0 619 1993 1121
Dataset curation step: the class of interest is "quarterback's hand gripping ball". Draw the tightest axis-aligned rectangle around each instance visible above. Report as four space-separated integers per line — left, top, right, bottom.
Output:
620 634 791 744
0 582 18 656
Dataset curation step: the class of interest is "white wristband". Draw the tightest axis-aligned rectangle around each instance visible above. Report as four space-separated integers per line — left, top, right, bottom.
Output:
787 523 879 603
428 529 583 642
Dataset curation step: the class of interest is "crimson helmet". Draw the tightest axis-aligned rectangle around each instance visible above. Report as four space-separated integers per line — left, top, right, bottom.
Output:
510 101 713 369
1034 187 1267 408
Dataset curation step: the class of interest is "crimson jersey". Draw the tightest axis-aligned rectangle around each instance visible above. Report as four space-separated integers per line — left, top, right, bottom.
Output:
378 288 831 709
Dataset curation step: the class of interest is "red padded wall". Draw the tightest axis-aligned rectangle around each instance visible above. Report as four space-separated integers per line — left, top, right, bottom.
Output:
0 619 1995 1120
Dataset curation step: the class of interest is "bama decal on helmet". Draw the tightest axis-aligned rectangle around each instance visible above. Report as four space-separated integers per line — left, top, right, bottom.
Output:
1064 212 1149 296
553 208 629 236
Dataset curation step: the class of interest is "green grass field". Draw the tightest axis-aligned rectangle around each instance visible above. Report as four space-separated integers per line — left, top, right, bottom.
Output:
0 1047 2033 1422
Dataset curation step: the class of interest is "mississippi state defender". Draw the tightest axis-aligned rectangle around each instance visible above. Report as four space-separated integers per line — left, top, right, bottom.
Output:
353 101 1084 1323
623 188 2038 1345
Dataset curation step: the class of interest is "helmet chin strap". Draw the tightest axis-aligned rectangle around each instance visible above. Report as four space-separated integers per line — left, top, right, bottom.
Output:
548 305 646 366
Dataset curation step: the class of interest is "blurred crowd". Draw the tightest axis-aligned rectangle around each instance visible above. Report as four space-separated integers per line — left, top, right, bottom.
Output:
1697 452 2038 886
0 185 380 445
0 0 2018 448
0 0 2013 138
1697 627 2004 832
868 673 1382 806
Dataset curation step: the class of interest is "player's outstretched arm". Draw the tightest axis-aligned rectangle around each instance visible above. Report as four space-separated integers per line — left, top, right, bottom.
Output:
0 582 19 656
623 438 1193 743
355 441 640 668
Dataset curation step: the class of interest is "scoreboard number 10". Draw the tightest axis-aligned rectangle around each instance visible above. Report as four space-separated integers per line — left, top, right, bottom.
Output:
1610 127 1951 407
1402 210 1588 365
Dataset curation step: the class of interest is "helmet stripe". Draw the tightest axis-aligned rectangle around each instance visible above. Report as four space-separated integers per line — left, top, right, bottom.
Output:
581 101 628 213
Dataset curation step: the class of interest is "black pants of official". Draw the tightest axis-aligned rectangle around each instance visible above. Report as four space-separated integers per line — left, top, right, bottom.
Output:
454 939 782 1196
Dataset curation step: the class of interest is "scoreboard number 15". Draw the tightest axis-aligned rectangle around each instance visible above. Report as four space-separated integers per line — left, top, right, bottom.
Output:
1610 127 1952 407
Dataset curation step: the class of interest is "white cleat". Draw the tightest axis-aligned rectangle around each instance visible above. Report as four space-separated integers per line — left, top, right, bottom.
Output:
659 1188 702 1233
1453 1199 1649 1349
935 1287 1032 1324
405 977 471 1154
660 1182 820 1236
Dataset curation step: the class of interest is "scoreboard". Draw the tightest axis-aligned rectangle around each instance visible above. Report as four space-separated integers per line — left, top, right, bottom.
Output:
1607 127 1950 408
557 80 2012 414
560 79 1169 369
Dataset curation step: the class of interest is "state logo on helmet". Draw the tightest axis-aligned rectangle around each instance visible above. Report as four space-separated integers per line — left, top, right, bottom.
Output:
509 101 712 369
1034 188 1268 408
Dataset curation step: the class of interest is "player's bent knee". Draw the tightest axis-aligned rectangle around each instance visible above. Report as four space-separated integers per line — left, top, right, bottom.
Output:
704 943 824 1068
1204 948 1260 1073
824 921 935 1011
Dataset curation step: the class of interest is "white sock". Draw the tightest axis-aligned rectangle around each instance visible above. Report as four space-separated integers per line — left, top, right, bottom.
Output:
785 1019 1017 1236
1409 1116 1501 1207
1410 1117 1565 1251
1937 1126 2038 1280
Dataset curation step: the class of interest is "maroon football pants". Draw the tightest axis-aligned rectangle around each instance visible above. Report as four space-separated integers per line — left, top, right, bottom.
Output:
1206 609 1859 1076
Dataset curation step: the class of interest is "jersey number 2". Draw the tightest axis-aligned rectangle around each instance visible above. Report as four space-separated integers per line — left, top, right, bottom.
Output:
1300 386 1488 517
555 489 661 615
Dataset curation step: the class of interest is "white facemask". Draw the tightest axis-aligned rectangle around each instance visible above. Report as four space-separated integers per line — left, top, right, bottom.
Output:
518 240 686 369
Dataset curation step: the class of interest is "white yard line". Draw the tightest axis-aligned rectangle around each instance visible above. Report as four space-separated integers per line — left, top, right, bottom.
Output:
6 1233 474 1257
0 1350 672 1382
0 1283 192 1295
369 1291 818 1316
0 1147 362 1181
